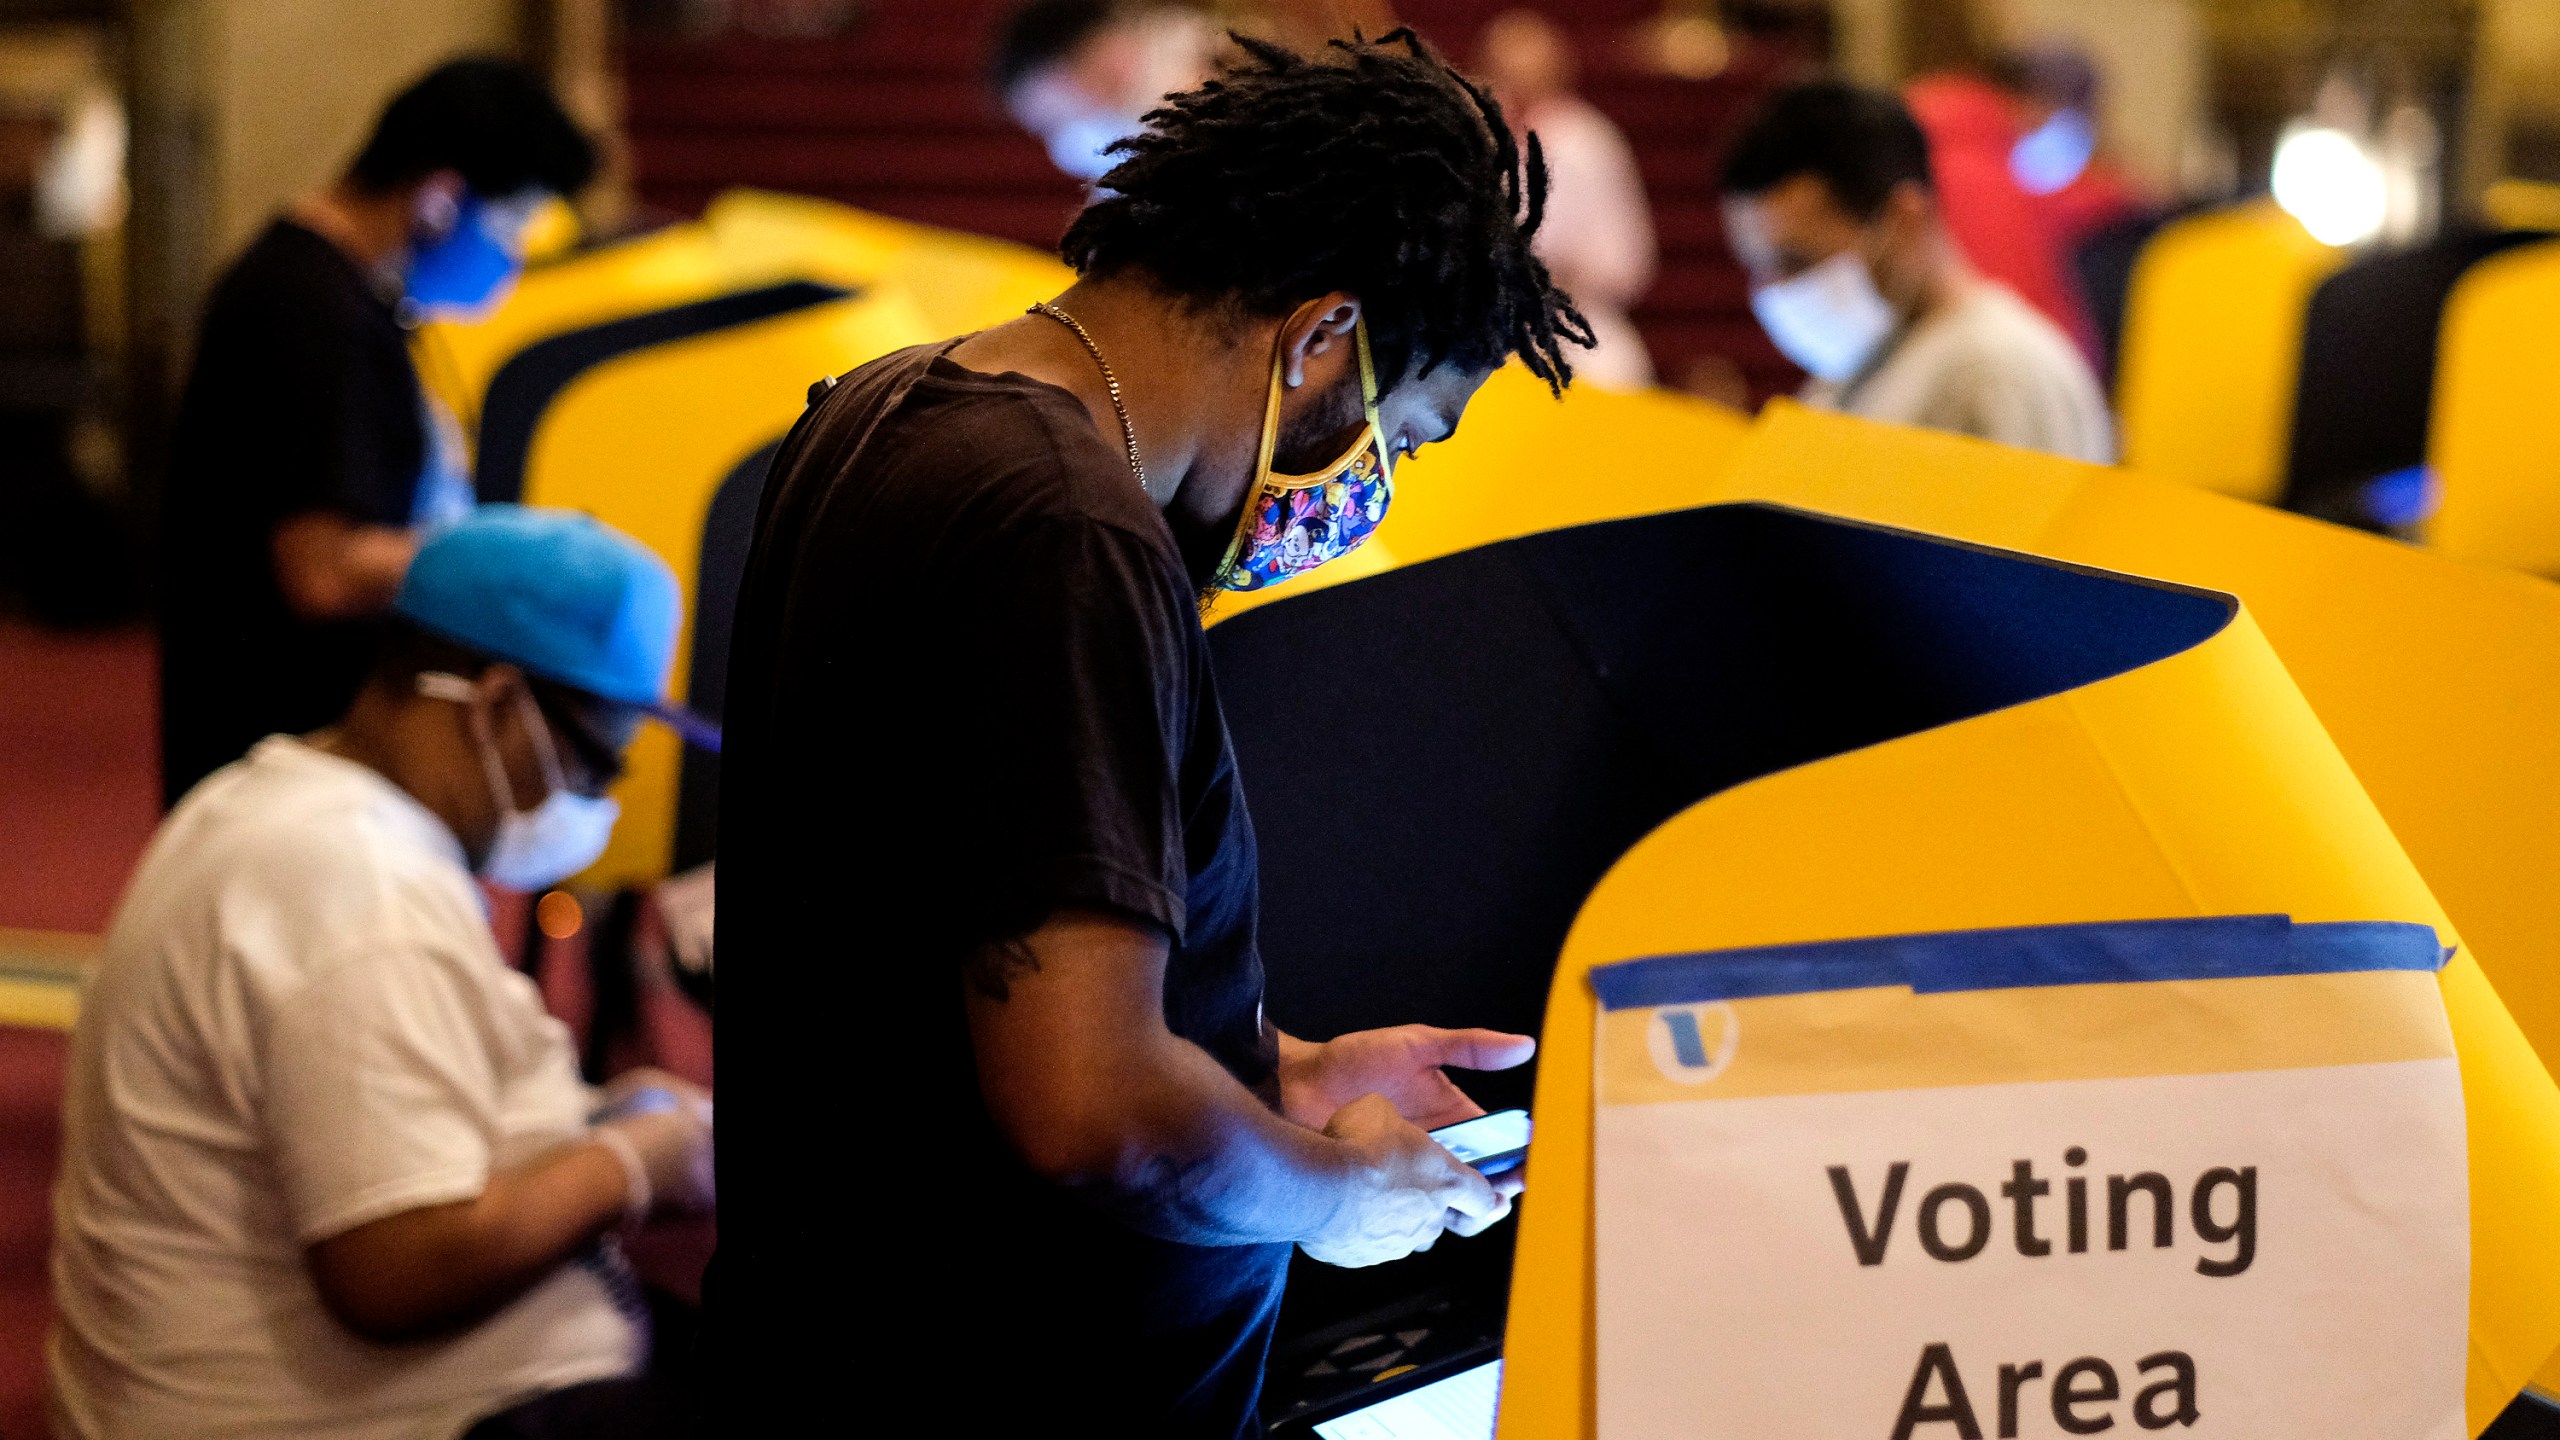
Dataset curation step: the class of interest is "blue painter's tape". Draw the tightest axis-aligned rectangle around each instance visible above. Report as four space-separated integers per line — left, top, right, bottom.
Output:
1587 915 2448 1012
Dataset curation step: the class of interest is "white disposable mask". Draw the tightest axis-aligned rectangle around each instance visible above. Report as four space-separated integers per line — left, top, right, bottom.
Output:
1041 111 1138 182
418 672 621 890
1749 249 1899 384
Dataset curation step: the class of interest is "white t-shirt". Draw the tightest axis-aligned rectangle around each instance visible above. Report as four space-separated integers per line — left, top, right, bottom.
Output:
49 737 640 1440
1805 281 2116 464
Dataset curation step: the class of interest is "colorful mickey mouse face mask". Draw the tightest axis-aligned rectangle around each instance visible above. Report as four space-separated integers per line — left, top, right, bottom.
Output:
1213 317 1394 594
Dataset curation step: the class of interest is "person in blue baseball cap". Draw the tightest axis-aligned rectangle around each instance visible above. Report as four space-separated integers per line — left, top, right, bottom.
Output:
51 505 714 1440
386 502 722 889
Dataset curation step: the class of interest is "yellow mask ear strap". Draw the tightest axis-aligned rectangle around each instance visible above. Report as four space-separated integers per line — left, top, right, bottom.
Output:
1255 338 1286 484
1215 338 1292 592
1355 316 1381 428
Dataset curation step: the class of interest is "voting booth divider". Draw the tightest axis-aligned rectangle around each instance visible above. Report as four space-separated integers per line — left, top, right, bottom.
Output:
2424 239 2560 575
1695 406 2560 1417
1491 570 2556 1437
416 220 746 428
2278 228 2545 522
2113 203 2343 504
1203 401 2560 1431
1698 405 2560 1097
421 195 1070 885
495 285 937 886
700 189 1074 337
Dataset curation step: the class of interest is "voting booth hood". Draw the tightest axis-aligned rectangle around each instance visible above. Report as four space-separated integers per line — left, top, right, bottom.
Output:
1215 501 2235 1388
1204 501 2560 1438
1211 502 2232 1088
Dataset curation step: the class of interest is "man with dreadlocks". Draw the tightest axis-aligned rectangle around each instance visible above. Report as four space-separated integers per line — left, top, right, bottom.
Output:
709 29 1589 1437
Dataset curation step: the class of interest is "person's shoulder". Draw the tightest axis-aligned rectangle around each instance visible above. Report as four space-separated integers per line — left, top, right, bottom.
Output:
216 220 355 295
142 743 480 970
1945 284 2083 365
1904 286 2089 394
814 344 1170 539
1917 286 2113 458
203 220 383 335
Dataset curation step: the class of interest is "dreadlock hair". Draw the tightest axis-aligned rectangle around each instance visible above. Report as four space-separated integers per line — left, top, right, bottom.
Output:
1058 29 1592 393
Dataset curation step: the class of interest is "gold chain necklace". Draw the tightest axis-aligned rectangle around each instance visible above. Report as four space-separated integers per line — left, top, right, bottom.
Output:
1027 301 1147 493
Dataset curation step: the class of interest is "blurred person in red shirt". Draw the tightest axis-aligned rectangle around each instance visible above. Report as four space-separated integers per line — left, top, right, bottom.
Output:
1478 9 1659 389
1997 45 2147 255
1903 69 2098 365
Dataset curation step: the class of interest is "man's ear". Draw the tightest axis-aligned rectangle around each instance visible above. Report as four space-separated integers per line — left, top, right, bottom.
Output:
1279 293 1363 389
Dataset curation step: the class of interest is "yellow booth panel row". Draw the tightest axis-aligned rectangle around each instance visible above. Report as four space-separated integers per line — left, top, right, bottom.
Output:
702 189 1072 337
415 221 740 423
1499 584 2560 1436
517 285 939 887
1204 398 2560 1426
1702 403 2560 1096
2114 202 2343 504
418 191 1070 437
1212 366 1754 623
2426 239 2560 575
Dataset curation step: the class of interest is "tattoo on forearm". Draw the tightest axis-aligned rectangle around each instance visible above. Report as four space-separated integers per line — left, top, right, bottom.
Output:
1115 1149 1262 1246
963 936 1043 1002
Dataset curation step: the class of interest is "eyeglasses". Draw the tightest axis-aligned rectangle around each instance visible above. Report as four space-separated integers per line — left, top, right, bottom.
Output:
526 683 630 796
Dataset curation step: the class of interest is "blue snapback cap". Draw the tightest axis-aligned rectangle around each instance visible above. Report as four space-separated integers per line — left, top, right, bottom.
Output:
394 504 721 751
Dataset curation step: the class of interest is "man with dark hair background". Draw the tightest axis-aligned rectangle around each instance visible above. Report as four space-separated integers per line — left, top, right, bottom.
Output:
157 57 596 807
715 30 1588 1437
1721 79 2112 463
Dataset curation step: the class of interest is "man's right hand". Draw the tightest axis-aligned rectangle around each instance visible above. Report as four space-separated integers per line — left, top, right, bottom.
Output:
601 1103 715 1213
1300 1093 1513 1268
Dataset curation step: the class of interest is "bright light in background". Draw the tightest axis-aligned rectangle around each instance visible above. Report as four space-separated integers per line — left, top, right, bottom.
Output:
2272 125 2387 247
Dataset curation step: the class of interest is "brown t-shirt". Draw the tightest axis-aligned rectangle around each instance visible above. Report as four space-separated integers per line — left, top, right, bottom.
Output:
712 343 1285 1436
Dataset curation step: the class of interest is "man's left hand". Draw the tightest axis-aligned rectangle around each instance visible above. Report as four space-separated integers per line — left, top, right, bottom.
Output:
1276 1025 1536 1132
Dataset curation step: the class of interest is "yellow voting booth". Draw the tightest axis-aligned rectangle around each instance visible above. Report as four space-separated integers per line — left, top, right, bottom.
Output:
1698 405 2560 1094
418 197 1074 885
703 189 1071 335
1498 580 2560 1436
1394 408 2560 1436
1205 393 2560 1428
1212 366 1753 623
508 286 937 885
2425 238 2560 575
419 191 1065 454
2115 203 2343 503
414 220 742 425
1233 394 2560 1104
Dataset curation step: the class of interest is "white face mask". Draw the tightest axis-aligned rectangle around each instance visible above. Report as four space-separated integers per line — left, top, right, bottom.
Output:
1749 249 1899 384
418 672 621 890
1040 111 1138 182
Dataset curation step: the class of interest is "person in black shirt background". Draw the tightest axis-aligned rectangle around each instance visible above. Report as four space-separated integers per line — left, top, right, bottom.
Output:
714 31 1591 1437
156 58 594 807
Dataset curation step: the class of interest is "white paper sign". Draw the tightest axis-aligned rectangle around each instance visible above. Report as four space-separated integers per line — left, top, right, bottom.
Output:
1590 918 2468 1440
